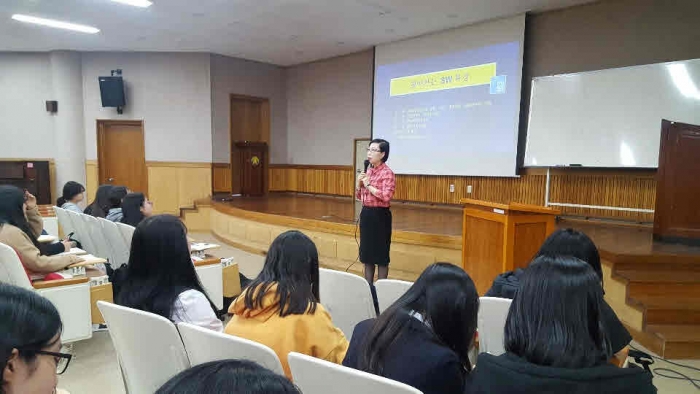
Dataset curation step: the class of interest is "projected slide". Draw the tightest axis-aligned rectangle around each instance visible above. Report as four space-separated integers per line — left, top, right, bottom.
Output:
373 41 521 176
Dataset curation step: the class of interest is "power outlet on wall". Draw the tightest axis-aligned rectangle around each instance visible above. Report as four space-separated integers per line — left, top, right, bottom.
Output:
449 184 455 193
467 185 473 194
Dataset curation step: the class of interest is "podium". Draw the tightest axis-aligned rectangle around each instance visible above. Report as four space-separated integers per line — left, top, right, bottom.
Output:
460 199 560 294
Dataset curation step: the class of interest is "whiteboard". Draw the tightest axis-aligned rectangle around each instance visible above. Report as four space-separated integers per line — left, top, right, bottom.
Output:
525 58 700 168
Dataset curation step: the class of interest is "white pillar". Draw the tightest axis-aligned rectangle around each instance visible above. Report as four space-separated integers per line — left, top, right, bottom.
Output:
50 51 86 199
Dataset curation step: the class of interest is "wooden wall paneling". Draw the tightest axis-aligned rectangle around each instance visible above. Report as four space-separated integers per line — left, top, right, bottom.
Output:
85 160 99 205
146 162 212 215
212 163 232 193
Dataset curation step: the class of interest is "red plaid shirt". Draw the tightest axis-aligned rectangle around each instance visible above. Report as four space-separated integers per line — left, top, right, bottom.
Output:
356 162 396 208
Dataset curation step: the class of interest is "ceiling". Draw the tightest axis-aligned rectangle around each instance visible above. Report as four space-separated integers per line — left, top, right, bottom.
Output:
0 0 596 66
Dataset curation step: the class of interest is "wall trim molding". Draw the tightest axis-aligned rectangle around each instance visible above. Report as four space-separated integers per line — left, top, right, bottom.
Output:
270 164 353 171
145 161 212 168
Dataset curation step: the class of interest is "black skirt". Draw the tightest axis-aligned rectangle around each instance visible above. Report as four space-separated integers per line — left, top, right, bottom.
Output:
359 206 392 266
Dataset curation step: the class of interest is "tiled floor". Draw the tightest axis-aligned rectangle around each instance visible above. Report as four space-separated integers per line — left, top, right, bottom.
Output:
58 233 700 393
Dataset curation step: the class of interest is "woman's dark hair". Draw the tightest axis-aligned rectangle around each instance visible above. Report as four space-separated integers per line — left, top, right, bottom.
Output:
122 193 146 227
117 215 217 320
359 263 479 375
108 186 128 209
84 184 113 218
56 181 85 207
244 230 320 317
370 138 390 162
504 255 611 368
156 359 300 394
0 185 41 249
536 228 602 283
0 284 62 388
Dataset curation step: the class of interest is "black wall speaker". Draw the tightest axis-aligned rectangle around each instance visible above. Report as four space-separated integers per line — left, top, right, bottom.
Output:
45 100 58 113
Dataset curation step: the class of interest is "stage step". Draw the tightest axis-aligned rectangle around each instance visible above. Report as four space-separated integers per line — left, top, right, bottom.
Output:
630 295 700 325
646 324 700 360
616 270 700 298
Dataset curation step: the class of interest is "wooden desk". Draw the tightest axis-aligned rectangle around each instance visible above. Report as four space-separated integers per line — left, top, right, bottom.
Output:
460 199 559 294
194 255 241 298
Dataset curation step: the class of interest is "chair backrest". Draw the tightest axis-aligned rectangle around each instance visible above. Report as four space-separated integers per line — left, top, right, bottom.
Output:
84 215 115 264
66 211 97 255
374 279 413 313
98 218 130 267
477 296 513 356
53 206 76 237
288 352 422 394
177 322 284 375
319 268 376 339
0 242 33 289
115 222 135 247
97 301 190 394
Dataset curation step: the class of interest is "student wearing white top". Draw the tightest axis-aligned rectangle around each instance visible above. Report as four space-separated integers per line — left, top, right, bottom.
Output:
56 181 85 213
116 215 223 332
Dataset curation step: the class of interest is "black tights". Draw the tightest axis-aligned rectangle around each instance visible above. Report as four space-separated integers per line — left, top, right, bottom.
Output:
363 264 389 283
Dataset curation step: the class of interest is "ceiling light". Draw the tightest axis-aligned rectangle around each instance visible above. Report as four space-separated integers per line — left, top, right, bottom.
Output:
11 14 100 34
111 0 153 7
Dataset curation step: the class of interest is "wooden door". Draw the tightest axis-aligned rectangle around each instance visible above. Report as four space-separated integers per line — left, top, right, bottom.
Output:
97 120 148 193
654 120 700 242
235 142 267 196
229 95 270 195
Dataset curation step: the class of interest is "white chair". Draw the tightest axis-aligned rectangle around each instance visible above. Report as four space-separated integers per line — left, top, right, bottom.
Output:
477 297 513 356
99 218 130 267
66 210 97 255
42 216 59 238
194 261 224 310
84 215 115 265
288 352 422 394
97 301 191 394
177 323 284 375
116 222 135 247
319 268 376 339
374 279 413 313
0 243 92 343
54 206 76 237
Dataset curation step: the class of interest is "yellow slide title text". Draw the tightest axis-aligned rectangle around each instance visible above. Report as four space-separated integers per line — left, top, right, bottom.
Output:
389 62 497 97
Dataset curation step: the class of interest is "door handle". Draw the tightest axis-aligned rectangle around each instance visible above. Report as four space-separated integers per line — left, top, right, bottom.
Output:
108 178 114 182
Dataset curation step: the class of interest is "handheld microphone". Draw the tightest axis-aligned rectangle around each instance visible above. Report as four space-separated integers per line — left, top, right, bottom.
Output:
363 159 370 173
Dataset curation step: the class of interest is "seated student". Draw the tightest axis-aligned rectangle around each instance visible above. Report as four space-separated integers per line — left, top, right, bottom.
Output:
343 263 478 394
466 256 656 394
83 184 113 218
1 284 73 394
156 359 300 394
105 186 128 222
0 186 80 274
56 181 85 213
121 192 153 227
224 230 348 379
485 228 632 360
117 215 223 332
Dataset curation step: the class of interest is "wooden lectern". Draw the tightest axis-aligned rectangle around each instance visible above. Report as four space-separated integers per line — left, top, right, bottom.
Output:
460 199 560 294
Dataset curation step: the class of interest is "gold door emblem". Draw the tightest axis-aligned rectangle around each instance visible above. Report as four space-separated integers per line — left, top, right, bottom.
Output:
251 156 261 167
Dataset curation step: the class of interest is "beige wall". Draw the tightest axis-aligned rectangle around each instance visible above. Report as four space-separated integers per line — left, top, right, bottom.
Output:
285 50 373 166
0 53 55 159
81 52 213 162
210 54 287 163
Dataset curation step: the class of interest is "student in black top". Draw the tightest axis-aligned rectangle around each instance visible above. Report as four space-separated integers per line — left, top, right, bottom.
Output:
343 263 479 394
467 255 656 394
121 193 153 227
485 228 632 358
83 184 113 218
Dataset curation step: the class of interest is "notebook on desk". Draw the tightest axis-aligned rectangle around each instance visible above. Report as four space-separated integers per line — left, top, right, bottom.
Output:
68 254 108 268
38 234 58 243
59 247 87 256
190 243 220 252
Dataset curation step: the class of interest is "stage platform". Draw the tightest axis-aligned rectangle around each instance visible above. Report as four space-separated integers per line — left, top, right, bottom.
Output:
182 193 700 359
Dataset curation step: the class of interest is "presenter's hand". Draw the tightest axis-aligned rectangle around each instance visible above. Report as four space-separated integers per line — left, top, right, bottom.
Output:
357 173 366 188
360 175 370 187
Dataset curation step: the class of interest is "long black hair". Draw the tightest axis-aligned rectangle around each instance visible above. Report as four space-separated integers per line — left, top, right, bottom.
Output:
84 184 113 218
536 228 603 283
244 231 320 317
121 193 146 227
117 215 217 320
0 283 62 392
108 186 128 209
156 360 300 394
504 255 611 368
56 181 85 207
0 185 41 249
358 263 479 375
